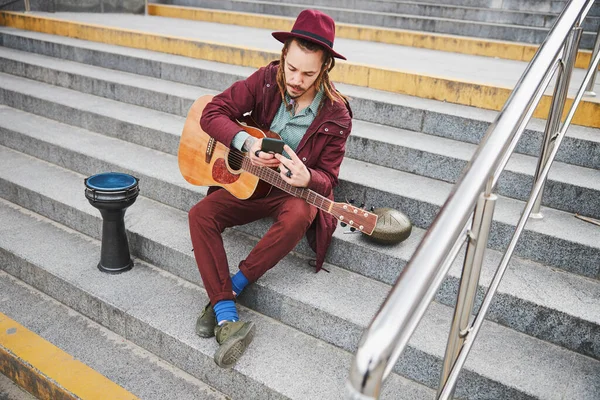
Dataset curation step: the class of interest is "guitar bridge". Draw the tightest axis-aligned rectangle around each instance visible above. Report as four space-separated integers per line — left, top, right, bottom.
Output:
205 137 216 163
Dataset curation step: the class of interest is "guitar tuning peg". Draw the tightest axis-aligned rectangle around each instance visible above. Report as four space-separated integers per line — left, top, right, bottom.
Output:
359 203 365 209
340 222 347 227
370 206 375 212
349 199 355 204
350 227 356 232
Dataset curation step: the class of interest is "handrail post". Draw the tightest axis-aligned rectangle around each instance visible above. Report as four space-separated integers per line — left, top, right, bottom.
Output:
530 26 583 218
23 0 29 12
437 189 496 399
584 24 600 96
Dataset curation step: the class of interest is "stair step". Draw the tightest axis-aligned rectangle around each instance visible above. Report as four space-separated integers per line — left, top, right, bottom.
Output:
1 26 599 171
164 0 599 39
16 12 595 93
1 47 599 220
0 271 228 400
1 88 598 360
402 0 599 16
207 0 560 28
0 88 598 277
145 3 597 68
0 88 597 281
350 119 600 219
0 197 435 400
1 13 598 129
0 139 597 393
1 12 599 399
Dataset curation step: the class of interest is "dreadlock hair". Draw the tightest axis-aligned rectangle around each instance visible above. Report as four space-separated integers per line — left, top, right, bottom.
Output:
276 37 349 114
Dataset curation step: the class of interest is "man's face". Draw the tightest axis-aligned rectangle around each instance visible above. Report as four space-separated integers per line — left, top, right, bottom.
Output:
284 40 324 101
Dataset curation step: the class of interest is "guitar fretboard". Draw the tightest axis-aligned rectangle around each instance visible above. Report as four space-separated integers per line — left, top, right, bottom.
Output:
238 152 333 213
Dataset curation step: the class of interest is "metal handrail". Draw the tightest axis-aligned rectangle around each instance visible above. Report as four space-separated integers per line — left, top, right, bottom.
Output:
438 48 600 398
584 23 600 96
346 0 599 398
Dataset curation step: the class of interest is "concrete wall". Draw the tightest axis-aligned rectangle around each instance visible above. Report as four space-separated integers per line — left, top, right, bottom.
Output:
1 0 145 13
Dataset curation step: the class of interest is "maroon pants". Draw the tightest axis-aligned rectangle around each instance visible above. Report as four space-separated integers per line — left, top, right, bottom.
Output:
188 187 318 306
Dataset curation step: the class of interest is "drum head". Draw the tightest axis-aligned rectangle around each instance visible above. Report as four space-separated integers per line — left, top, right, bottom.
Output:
86 172 137 191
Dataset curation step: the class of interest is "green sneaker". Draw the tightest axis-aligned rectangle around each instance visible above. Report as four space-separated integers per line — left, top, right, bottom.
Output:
213 321 256 368
195 302 217 338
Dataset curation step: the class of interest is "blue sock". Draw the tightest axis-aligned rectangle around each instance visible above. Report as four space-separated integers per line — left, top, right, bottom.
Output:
213 300 239 324
231 270 249 296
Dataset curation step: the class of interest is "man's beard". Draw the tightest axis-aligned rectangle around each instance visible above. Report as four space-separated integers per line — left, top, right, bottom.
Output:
287 83 306 99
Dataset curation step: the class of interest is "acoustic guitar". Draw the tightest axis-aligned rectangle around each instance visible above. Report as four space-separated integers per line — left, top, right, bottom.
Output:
178 95 378 235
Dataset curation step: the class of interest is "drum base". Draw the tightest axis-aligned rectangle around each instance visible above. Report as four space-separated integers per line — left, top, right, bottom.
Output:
98 259 134 274
97 207 135 274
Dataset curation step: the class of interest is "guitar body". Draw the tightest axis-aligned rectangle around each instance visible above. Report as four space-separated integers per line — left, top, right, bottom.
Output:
178 95 280 200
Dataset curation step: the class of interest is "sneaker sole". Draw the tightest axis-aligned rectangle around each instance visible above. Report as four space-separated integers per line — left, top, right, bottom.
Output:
214 321 256 368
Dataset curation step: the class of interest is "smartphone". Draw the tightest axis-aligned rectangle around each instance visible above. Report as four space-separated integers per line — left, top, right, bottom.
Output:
261 138 285 154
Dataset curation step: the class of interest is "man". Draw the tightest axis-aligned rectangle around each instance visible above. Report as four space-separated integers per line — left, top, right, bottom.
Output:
188 9 352 368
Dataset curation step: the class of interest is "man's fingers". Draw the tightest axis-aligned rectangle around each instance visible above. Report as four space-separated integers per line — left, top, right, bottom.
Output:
252 150 280 167
283 144 301 162
275 153 291 167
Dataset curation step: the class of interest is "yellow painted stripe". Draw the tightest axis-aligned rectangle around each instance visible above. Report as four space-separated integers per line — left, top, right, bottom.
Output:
0 11 598 129
148 4 596 70
0 312 138 400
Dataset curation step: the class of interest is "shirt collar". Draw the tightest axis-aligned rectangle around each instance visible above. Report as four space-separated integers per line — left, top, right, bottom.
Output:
308 88 324 115
285 87 324 116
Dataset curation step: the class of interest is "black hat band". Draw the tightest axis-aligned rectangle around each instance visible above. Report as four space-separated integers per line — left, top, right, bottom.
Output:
291 29 333 48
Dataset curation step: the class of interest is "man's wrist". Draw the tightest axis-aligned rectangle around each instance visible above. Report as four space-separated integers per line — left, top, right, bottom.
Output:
243 136 258 152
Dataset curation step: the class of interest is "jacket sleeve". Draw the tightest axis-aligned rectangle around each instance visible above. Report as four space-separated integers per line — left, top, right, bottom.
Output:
306 116 352 197
200 68 264 148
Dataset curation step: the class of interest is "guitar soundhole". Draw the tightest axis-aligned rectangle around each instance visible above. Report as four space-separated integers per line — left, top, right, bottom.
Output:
227 149 244 171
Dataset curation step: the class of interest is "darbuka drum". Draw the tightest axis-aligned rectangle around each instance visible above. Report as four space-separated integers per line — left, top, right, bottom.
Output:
85 172 139 274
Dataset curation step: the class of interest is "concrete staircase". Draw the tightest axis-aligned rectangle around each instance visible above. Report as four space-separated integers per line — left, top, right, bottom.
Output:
0 0 145 13
150 0 600 48
0 8 599 400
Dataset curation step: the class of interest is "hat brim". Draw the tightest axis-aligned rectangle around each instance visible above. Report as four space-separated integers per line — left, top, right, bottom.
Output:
272 31 346 60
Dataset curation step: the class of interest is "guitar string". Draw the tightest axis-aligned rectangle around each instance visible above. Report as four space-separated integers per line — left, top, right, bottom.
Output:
220 149 376 229
227 150 331 210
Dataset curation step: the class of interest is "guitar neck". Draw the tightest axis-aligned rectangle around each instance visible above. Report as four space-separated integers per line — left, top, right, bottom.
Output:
239 152 333 212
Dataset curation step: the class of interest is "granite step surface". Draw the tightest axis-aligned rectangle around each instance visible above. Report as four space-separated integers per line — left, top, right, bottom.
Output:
157 0 599 33
1 70 599 280
0 114 598 363
308 0 600 16
147 0 598 48
1 9 599 400
0 0 145 13
0 271 229 400
1 46 599 220
8 13 597 100
1 27 599 173
0 155 599 399
0 198 434 400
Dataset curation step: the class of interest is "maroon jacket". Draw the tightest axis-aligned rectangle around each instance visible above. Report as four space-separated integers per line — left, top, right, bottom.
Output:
200 61 353 272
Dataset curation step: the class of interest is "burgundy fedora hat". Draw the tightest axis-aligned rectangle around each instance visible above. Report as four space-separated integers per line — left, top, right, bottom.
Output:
272 9 346 60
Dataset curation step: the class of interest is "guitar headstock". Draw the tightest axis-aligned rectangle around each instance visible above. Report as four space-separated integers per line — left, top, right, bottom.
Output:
331 202 378 235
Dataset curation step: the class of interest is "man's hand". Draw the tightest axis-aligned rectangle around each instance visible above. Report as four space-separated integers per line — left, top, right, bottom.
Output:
247 138 281 168
275 145 311 188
